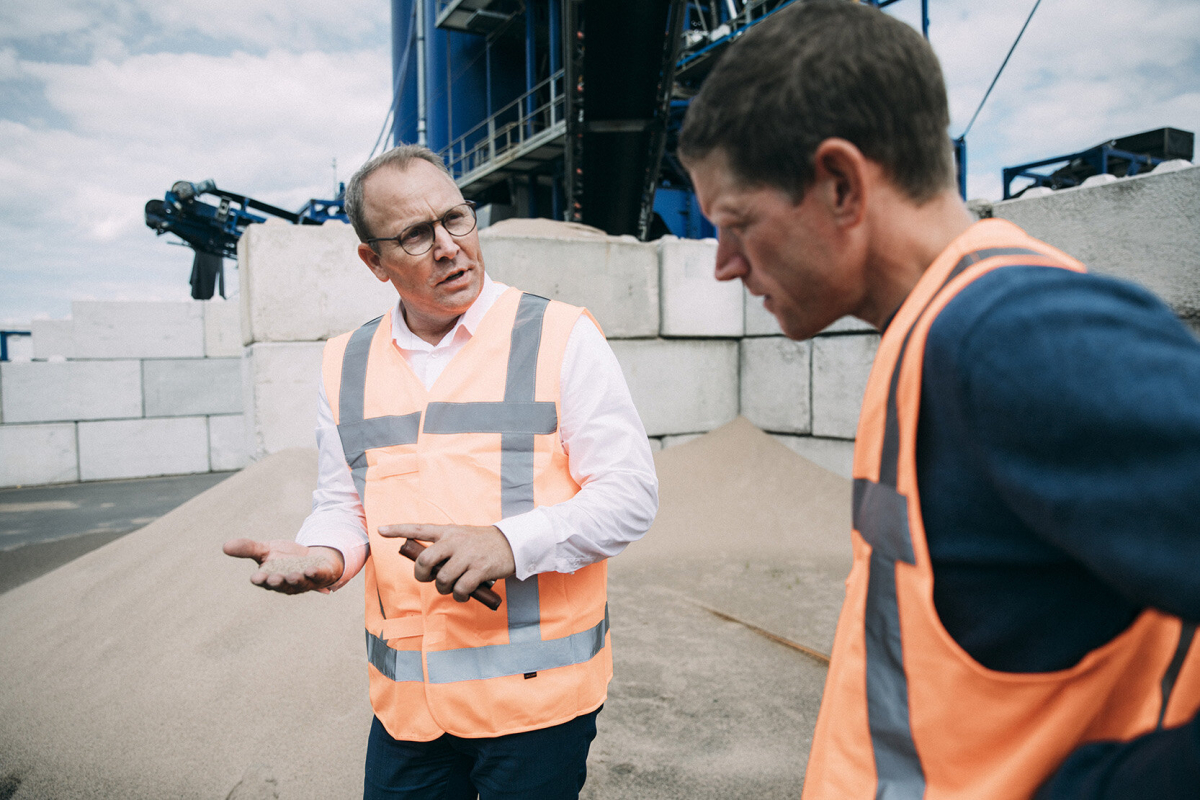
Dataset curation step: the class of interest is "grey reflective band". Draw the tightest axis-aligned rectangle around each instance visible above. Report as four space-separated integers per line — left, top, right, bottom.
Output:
420 293 555 642
1158 622 1197 729
351 293 565 677
423 401 557 434
339 315 383 423
426 605 609 683
857 247 1045 796
335 315 422 501
366 629 425 682
879 247 1042 486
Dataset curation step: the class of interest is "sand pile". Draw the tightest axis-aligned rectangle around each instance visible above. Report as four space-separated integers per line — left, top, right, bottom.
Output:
0 450 369 799
0 418 853 799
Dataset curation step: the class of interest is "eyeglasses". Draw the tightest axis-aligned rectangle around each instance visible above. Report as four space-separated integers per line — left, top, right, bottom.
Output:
367 201 478 256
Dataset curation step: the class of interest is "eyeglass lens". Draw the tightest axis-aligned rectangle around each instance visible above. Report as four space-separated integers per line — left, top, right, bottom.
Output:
399 203 476 255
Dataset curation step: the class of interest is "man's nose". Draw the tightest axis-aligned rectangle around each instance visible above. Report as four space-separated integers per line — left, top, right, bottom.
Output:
430 222 461 260
713 231 749 282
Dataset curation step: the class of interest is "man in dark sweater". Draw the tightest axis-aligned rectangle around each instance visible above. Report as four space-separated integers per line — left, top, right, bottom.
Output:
678 1 1200 797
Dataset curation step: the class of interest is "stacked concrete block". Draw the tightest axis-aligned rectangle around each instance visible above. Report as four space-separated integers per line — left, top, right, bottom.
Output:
143 358 242 418
242 342 326 458
772 434 855 480
811 334 880 439
479 222 659 338
204 298 243 357
992 164 1200 323
744 287 781 336
238 220 399 345
30 319 74 360
739 337 811 434
658 237 742 337
78 417 209 482
208 414 251 472
0 423 78 487
1 360 142 424
609 339 738 437
72 301 204 359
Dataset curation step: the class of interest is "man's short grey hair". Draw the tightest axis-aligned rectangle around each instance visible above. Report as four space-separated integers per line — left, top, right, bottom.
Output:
344 144 453 245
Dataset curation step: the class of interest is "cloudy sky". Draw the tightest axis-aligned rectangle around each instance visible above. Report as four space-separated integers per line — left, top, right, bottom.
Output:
1 0 1198 327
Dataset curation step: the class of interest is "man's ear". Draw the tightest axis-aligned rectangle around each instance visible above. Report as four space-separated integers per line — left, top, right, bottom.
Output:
358 242 391 283
812 138 867 229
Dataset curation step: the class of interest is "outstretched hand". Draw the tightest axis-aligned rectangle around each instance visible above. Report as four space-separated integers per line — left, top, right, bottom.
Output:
222 538 345 595
378 523 516 603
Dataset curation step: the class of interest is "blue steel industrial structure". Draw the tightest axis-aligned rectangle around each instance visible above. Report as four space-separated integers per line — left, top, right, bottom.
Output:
385 0 929 240
149 0 1191 300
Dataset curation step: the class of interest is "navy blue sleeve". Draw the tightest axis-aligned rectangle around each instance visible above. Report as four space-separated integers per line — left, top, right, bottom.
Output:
949 267 1200 621
924 266 1200 798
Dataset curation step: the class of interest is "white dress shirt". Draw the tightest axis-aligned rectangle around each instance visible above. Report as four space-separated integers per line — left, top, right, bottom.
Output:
296 274 659 589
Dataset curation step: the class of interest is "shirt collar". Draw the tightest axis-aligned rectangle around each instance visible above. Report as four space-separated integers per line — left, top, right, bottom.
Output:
390 272 507 350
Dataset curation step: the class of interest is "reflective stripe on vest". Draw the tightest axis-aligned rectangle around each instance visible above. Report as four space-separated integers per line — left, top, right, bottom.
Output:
828 239 1200 799
852 246 1044 796
338 293 608 682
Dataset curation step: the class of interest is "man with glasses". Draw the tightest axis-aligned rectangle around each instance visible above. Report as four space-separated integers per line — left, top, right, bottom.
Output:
224 144 658 799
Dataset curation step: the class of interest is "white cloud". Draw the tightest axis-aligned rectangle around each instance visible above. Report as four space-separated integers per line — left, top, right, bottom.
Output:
885 0 1200 200
0 3 392 322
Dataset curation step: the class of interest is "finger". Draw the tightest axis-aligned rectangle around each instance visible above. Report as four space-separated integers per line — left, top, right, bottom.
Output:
224 538 270 562
451 568 486 604
433 556 468 597
378 523 445 541
412 541 451 583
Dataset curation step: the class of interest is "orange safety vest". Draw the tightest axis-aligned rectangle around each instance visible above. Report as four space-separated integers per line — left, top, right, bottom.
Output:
322 288 611 741
803 219 1200 799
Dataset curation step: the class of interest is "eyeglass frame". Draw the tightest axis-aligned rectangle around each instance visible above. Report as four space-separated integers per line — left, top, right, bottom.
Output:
365 200 479 256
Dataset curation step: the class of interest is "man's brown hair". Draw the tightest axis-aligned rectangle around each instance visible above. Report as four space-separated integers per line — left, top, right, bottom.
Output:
678 0 954 203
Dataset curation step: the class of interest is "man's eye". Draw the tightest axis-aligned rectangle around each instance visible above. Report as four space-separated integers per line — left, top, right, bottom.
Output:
401 226 427 244
444 210 465 224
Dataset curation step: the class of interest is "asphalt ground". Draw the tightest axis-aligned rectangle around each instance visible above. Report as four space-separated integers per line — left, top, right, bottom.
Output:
0 471 236 595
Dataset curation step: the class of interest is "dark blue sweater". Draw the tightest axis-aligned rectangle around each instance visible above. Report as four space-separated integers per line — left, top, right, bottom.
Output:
914 265 1200 797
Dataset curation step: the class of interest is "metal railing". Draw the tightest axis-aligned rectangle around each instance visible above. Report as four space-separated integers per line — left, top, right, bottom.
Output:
440 69 566 184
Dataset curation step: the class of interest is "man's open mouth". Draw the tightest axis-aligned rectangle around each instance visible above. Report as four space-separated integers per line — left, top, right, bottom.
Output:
438 268 467 286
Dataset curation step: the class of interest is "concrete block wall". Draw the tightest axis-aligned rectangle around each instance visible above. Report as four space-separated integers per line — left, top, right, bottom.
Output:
0 298 248 487
232 219 880 478
981 162 1200 326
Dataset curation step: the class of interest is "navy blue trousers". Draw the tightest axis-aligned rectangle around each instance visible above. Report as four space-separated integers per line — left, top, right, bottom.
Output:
363 707 601 800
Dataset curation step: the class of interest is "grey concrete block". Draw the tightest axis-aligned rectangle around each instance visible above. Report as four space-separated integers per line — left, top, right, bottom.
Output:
238 220 410 345
820 316 876 334
744 286 782 336
204 298 243 357
78 417 209 481
72 301 204 359
479 223 659 338
658 237 742 337
208 414 250 471
993 165 1200 323
740 337 811 434
811 333 879 439
661 433 703 449
772 434 855 480
0 423 79 487
31 319 74 360
608 339 738 437
243 342 326 457
1 361 142 424
143 359 242 417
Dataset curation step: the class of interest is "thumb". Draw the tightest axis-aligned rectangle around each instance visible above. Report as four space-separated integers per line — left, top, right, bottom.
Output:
223 538 270 562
